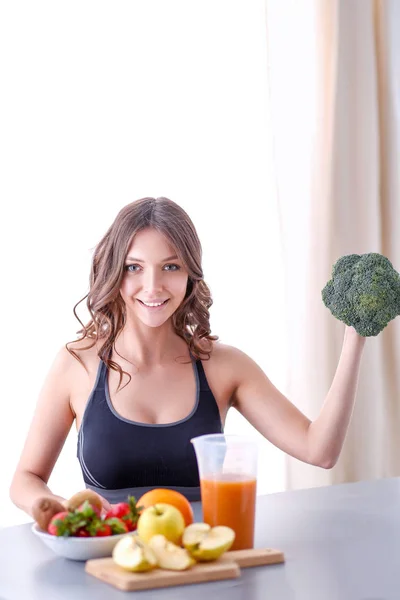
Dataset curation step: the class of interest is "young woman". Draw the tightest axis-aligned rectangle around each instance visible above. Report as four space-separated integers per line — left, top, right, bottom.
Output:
10 197 366 516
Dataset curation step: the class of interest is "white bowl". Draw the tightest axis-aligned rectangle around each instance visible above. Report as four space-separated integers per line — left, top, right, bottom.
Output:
31 523 135 561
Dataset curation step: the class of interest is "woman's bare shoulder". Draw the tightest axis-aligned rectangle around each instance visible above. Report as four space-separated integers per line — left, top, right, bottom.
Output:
208 340 259 382
208 340 245 363
203 340 247 380
62 337 103 375
35 339 102 408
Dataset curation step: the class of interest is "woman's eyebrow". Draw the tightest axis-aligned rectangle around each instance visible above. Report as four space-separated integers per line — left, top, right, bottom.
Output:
125 255 179 263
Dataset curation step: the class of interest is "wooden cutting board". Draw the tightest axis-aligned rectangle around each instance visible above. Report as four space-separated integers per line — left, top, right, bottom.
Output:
85 547 285 591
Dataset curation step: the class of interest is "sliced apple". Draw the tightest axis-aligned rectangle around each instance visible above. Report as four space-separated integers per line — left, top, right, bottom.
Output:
112 535 158 572
182 522 211 551
148 534 196 571
182 523 235 561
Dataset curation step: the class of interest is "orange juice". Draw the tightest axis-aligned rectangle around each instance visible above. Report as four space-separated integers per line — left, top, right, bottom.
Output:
200 473 257 550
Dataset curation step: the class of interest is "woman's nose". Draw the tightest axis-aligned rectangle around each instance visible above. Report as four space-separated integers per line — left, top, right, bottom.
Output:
142 268 163 293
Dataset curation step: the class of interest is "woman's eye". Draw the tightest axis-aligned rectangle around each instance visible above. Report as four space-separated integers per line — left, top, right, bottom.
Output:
163 264 180 272
124 264 141 273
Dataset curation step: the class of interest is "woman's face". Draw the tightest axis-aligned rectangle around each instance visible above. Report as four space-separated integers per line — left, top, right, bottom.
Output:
120 228 189 328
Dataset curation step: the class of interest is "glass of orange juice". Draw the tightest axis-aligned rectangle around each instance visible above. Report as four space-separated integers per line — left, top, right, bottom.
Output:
191 434 258 550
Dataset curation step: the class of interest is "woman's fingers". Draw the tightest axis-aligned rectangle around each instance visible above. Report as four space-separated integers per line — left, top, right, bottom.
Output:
100 497 112 514
62 489 111 514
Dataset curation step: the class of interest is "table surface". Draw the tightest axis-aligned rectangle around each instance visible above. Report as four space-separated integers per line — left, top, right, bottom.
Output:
2 477 400 600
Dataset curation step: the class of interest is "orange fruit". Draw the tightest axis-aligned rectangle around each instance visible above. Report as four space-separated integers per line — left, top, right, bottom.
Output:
136 489 194 527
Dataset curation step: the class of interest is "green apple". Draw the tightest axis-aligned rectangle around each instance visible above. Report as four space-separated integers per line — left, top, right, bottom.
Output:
149 534 195 570
182 523 235 561
137 503 185 545
112 535 158 572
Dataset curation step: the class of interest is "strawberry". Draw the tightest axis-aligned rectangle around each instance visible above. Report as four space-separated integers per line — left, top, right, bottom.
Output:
48 499 133 538
48 511 87 537
77 500 101 517
105 496 143 532
48 511 72 536
76 528 90 537
104 517 129 534
48 502 100 537
93 522 112 537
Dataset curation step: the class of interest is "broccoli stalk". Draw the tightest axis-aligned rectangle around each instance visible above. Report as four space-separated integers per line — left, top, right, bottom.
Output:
321 253 400 336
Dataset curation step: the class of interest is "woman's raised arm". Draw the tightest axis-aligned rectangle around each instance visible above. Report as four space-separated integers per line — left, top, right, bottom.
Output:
228 326 366 468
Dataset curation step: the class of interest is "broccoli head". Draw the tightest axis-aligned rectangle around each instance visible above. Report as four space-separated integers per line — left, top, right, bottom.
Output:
321 253 400 336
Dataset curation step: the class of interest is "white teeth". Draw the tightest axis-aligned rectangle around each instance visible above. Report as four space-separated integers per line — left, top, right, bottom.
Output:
142 301 166 307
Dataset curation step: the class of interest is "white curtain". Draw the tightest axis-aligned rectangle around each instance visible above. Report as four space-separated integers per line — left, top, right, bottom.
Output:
265 0 400 489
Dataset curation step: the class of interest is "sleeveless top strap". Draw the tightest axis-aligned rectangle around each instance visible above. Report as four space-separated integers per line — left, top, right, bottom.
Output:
96 358 107 390
195 359 211 392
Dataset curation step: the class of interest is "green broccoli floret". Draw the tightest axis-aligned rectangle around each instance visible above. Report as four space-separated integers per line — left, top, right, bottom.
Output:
321 253 400 336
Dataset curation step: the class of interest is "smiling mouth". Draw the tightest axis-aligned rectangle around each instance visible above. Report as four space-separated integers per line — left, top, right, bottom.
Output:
137 299 170 309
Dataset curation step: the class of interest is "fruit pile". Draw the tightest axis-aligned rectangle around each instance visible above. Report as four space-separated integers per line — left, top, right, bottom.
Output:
112 488 236 572
32 490 142 537
32 487 236 571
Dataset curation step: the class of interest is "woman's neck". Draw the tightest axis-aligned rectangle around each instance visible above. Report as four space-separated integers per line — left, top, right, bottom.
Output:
112 321 188 369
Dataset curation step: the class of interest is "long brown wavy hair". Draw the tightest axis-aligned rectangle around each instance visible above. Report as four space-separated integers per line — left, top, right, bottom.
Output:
66 197 218 391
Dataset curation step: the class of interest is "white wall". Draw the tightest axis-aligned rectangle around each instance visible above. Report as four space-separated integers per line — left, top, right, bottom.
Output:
0 0 287 527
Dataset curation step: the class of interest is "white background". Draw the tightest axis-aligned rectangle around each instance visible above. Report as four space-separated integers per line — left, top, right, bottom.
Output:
0 0 288 527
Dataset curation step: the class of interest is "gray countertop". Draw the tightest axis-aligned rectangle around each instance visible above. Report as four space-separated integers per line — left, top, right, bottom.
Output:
2 477 400 599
